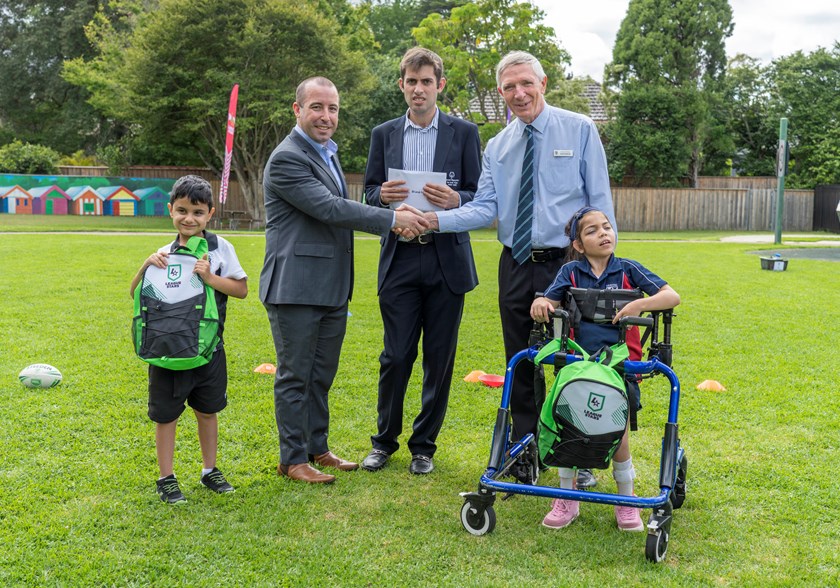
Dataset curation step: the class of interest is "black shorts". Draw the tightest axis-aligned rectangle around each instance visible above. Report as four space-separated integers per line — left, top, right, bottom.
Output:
148 348 227 423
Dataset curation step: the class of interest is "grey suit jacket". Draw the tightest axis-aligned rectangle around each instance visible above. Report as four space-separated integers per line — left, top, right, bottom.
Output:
259 131 394 306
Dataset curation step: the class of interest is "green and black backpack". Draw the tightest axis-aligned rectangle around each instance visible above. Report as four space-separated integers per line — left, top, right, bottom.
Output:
535 338 629 469
132 236 220 370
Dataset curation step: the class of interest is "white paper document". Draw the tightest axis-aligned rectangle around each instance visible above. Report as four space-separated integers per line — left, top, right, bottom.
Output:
387 168 447 212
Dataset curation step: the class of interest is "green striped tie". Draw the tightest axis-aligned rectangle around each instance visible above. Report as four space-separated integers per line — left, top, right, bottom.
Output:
512 125 535 265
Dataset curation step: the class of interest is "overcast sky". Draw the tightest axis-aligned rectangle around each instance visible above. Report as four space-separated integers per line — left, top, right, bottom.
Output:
532 0 840 82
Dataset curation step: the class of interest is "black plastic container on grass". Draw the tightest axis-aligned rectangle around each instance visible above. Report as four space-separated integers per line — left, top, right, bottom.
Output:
760 255 788 271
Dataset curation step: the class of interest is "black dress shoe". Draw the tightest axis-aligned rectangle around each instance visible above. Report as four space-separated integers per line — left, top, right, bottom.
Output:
361 449 390 472
409 454 434 475
576 468 597 489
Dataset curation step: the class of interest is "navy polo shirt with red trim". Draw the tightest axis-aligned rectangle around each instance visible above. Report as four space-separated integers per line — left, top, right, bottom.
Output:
543 254 667 358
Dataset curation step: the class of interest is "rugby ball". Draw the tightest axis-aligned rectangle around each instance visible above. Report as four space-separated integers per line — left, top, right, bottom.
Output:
19 364 62 389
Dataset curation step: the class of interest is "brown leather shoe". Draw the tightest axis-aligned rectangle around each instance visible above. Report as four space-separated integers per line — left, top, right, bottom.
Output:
309 451 359 471
277 463 336 484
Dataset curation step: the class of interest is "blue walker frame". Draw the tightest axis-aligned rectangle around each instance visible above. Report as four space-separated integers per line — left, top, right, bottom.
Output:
459 310 687 563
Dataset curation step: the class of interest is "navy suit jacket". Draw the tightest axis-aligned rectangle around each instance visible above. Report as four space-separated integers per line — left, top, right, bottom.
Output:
364 111 481 295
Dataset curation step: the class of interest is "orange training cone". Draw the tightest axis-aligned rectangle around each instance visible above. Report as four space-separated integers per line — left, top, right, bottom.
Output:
464 370 486 383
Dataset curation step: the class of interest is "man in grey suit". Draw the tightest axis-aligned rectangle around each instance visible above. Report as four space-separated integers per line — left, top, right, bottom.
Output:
360 48 481 475
260 76 428 484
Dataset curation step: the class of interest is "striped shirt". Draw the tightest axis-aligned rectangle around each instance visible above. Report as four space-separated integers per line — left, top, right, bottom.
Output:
402 109 439 172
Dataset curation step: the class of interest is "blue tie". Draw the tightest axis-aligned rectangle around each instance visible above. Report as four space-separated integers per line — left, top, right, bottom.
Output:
512 125 535 265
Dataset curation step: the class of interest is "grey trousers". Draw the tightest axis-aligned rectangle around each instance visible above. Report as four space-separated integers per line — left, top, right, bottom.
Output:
264 302 348 465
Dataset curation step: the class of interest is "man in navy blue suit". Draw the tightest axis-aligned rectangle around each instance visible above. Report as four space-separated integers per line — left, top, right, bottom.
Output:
361 47 482 475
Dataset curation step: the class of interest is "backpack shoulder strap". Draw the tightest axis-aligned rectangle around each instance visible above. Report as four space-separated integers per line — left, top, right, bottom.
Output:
203 231 219 252
535 337 588 365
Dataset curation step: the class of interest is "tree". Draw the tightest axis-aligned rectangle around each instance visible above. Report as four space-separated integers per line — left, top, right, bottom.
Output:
412 0 570 130
721 54 777 176
769 44 840 187
0 0 107 154
358 0 466 53
605 0 733 186
64 0 372 219
604 83 692 185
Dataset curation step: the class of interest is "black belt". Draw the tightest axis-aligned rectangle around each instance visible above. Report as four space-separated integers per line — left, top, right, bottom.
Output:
505 246 565 263
398 234 435 246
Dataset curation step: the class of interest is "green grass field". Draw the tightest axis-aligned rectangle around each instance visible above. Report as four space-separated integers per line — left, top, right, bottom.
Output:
1 220 838 586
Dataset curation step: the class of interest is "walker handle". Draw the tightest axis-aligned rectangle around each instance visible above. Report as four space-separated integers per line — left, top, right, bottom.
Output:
618 316 654 329
617 316 654 344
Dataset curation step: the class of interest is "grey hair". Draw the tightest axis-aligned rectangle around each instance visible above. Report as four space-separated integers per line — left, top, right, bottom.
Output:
495 51 546 87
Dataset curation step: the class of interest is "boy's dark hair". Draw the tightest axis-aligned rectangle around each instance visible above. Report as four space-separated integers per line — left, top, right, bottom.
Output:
400 47 444 83
170 175 214 207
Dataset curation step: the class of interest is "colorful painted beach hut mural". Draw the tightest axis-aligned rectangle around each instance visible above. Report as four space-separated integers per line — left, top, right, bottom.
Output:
0 173 176 217
29 185 70 215
134 186 169 216
0 185 33 214
99 186 139 216
65 185 105 216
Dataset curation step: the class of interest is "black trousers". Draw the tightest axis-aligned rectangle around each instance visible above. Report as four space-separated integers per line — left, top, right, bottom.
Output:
498 247 566 441
372 243 465 457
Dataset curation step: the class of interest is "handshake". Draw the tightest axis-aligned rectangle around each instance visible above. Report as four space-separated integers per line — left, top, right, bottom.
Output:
392 205 440 240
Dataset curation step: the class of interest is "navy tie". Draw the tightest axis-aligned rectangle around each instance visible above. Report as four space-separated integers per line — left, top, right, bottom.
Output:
512 125 535 265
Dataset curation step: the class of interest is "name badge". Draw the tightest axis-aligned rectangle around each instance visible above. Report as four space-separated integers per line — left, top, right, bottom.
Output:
554 149 574 157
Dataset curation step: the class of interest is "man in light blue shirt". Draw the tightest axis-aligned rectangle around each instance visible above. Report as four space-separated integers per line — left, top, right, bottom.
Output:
424 51 615 459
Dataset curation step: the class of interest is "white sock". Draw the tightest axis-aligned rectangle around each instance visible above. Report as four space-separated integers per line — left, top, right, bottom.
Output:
612 458 636 495
201 467 213 477
558 467 576 490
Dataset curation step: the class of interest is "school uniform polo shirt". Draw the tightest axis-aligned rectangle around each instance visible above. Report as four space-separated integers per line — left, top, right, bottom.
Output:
544 254 667 355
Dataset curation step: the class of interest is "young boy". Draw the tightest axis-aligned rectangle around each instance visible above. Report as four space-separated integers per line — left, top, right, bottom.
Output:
130 175 248 504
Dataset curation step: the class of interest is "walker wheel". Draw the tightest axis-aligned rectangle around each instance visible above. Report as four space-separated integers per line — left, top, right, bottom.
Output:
460 500 496 536
644 512 672 563
671 454 688 509
645 526 669 562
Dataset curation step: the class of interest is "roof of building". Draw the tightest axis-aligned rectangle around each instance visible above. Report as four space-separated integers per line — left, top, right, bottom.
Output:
582 82 609 123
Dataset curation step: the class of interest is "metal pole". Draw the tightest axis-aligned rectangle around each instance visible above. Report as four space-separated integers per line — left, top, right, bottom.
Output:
774 118 788 244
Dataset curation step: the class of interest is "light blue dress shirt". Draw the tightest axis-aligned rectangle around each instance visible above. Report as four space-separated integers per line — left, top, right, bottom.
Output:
437 104 615 249
294 125 344 195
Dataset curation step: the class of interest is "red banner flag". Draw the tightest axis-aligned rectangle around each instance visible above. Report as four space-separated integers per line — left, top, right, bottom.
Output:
220 84 239 204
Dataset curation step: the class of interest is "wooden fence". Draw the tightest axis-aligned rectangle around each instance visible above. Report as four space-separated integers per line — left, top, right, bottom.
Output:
613 187 814 232
59 167 821 232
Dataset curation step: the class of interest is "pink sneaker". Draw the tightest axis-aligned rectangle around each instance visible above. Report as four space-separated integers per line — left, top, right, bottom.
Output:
542 499 580 529
615 504 644 531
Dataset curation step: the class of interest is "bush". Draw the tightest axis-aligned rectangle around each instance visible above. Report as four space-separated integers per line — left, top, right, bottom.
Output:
59 150 100 167
0 140 61 174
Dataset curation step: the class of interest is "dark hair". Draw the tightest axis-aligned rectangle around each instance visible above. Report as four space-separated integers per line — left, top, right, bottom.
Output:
400 47 444 83
170 175 214 207
563 206 601 263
